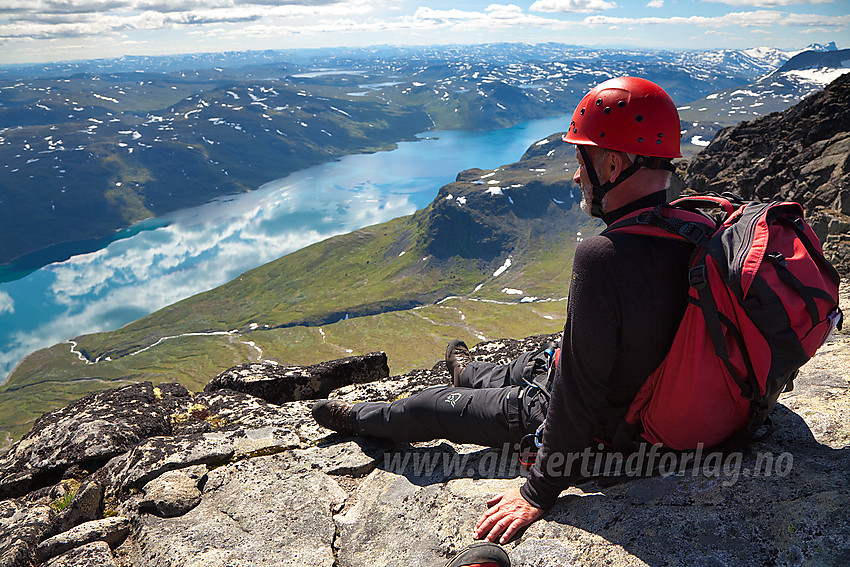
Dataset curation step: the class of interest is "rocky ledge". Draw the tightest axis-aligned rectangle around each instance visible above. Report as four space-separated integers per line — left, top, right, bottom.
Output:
0 285 848 566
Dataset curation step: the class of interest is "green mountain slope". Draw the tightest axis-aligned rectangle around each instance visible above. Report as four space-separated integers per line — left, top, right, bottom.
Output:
0 134 596 445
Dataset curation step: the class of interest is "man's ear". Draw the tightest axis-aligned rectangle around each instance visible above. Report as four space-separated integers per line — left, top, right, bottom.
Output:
607 151 626 179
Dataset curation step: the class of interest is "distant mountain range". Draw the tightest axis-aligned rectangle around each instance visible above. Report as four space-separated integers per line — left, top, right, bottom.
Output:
1 42 845 272
3 41 837 79
677 45 850 148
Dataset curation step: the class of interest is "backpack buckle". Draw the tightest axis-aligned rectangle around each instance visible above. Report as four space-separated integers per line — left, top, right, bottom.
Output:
677 222 708 245
636 210 655 224
688 265 707 289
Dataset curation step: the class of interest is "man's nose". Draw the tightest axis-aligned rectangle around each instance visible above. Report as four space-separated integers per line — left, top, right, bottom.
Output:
573 167 581 184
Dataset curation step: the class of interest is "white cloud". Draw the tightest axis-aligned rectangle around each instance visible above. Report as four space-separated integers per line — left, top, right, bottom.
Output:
412 7 481 22
0 0 375 40
582 10 850 28
5 0 842 52
0 291 14 315
1 0 344 16
703 0 833 6
530 0 618 13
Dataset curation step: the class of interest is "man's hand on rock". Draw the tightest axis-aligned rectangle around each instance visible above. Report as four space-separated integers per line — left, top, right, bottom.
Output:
474 486 545 544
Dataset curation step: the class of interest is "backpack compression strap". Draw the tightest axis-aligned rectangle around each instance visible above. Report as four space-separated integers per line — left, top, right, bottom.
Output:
602 203 717 246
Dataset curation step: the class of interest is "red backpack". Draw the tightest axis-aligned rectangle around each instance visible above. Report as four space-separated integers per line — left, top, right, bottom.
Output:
606 194 842 450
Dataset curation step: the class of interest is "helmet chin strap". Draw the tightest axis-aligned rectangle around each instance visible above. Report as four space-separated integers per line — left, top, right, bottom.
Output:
578 146 675 219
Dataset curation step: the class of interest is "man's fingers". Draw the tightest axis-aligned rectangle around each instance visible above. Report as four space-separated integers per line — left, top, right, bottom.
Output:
476 487 543 542
475 492 506 535
485 492 504 507
485 514 516 543
474 511 500 540
499 518 526 544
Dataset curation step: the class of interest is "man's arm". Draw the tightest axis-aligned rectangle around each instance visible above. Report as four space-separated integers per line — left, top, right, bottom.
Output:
523 236 621 508
476 237 622 541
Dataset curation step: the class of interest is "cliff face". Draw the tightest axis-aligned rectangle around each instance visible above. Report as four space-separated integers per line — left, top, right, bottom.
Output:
685 72 850 273
0 295 848 567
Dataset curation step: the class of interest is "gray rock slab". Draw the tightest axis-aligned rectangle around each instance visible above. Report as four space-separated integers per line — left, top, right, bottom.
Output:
100 433 234 494
43 541 119 567
0 499 53 566
125 452 346 567
35 516 130 564
335 468 512 567
100 426 300 494
228 426 301 458
138 469 202 518
169 389 303 436
205 352 390 404
169 389 327 449
0 383 189 498
294 440 382 476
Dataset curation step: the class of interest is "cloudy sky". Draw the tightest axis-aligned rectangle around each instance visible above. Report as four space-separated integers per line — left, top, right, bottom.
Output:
0 0 847 65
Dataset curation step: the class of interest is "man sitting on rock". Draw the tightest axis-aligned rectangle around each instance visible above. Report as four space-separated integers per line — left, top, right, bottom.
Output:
312 76 692 544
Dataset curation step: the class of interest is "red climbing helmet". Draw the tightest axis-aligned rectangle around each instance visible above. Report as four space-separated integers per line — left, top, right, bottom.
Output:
563 76 682 159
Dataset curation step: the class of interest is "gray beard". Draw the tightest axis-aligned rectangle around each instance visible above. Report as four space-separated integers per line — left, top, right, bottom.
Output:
579 186 593 216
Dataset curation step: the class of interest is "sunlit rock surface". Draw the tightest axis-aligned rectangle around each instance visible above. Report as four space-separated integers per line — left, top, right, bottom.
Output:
0 304 847 566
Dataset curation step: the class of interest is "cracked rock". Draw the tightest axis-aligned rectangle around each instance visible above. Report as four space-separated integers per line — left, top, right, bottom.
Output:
0 499 53 567
35 516 130 564
43 540 119 567
44 481 104 539
98 433 234 494
0 383 188 499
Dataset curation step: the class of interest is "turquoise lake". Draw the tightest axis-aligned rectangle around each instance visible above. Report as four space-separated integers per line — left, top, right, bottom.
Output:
0 114 573 382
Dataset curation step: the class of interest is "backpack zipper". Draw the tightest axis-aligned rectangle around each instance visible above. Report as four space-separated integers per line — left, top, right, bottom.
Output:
730 205 764 294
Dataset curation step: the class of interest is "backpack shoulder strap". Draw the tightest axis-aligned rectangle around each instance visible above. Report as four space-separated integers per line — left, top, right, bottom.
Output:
603 200 722 247
669 195 737 216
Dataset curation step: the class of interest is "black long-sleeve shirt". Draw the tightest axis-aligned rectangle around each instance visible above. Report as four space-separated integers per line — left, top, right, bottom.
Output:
520 191 694 509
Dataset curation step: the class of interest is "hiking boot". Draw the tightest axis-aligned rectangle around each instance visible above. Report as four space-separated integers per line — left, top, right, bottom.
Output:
445 339 473 387
311 399 355 434
445 542 510 567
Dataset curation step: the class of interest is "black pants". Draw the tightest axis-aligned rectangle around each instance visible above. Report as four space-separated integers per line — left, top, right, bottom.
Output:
351 350 550 447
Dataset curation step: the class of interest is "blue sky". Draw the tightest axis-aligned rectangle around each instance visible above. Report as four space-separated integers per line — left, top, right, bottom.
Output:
0 0 847 64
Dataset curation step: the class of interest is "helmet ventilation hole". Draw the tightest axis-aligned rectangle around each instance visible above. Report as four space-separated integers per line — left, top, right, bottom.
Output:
596 99 603 106
618 101 626 108
604 107 611 114
638 137 644 143
635 114 644 122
